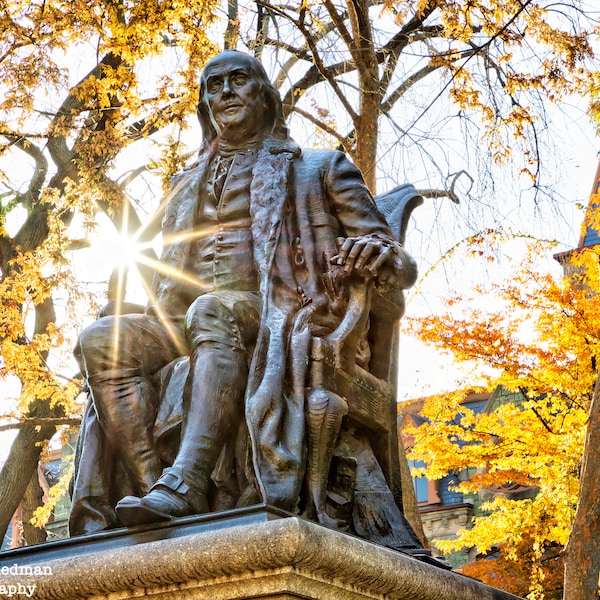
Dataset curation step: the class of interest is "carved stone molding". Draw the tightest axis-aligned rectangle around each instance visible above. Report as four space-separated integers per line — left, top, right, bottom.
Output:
0 515 522 599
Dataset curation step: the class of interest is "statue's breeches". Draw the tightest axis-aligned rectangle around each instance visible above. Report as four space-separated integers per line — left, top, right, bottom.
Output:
184 291 261 352
76 313 185 379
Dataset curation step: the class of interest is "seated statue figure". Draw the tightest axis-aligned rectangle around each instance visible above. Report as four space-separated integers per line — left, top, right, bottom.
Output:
70 50 424 553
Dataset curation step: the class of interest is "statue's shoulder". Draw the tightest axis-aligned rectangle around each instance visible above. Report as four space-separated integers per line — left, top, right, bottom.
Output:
290 147 353 173
295 147 342 161
166 153 211 201
172 160 206 184
292 148 362 181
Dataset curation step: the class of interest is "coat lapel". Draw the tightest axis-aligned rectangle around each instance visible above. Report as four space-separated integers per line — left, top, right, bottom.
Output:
249 137 300 290
246 137 306 510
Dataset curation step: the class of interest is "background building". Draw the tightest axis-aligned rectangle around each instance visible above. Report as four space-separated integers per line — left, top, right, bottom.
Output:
399 387 535 569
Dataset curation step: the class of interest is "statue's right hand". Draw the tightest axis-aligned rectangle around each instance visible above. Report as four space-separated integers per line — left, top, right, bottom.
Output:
97 301 146 319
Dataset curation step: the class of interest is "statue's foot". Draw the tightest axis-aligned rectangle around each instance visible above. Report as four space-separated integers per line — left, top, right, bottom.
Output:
115 487 195 526
70 497 120 536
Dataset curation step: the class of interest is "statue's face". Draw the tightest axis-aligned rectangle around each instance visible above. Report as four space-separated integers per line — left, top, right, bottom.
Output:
203 54 268 143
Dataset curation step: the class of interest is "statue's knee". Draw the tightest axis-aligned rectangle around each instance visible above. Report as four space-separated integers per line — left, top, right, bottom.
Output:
185 294 241 349
77 317 129 373
78 320 111 357
186 295 232 331
186 294 227 321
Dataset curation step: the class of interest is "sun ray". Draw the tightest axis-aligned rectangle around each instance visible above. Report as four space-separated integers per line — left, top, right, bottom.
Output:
133 252 207 290
96 201 240 365
134 176 193 242
109 263 129 371
134 263 189 358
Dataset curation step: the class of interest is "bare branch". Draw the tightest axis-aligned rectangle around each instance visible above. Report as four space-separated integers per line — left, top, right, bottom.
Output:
1 133 48 209
266 2 359 122
322 0 355 58
418 188 461 203
259 1 343 89
262 37 312 63
281 59 354 117
412 171 474 204
117 165 150 188
381 47 479 114
0 418 81 433
291 106 349 149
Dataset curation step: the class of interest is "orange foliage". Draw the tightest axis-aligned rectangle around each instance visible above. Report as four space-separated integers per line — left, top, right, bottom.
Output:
462 539 563 600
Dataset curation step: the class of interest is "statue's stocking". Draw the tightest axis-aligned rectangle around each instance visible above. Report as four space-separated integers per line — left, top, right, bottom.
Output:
170 341 247 511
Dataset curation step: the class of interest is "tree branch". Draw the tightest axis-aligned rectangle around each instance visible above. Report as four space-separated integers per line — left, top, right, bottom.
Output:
124 101 182 142
0 418 81 433
322 0 356 58
289 6 358 121
46 52 123 179
1 134 48 210
291 106 349 148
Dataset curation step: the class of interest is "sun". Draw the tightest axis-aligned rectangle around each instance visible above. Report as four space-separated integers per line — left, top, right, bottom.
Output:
106 231 143 270
84 212 142 270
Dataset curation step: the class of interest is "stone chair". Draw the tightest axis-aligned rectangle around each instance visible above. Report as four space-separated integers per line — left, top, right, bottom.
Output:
304 183 424 535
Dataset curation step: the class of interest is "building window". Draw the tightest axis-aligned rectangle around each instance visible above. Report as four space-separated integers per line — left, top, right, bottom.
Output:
409 459 429 503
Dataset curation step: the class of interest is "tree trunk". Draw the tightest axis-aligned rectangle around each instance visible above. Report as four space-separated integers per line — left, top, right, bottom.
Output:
0 411 57 544
224 0 239 49
22 467 47 546
347 0 380 194
563 372 600 599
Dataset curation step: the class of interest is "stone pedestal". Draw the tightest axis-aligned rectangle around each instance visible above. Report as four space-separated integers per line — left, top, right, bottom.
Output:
0 507 521 599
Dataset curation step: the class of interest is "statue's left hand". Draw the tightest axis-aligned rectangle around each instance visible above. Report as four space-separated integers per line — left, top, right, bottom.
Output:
330 236 395 279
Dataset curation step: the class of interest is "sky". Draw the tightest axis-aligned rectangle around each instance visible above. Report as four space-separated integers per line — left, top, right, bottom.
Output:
396 159 599 398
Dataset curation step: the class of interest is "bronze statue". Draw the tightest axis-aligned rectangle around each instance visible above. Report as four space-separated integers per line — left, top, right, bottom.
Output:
70 50 423 552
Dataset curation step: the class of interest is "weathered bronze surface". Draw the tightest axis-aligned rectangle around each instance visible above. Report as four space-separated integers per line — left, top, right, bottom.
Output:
70 50 424 553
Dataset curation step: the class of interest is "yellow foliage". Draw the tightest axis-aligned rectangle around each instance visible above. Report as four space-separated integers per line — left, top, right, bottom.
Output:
30 461 73 528
0 0 219 532
404 235 598 596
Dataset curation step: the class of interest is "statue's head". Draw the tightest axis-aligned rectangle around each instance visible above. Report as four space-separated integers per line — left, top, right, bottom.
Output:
197 51 288 145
